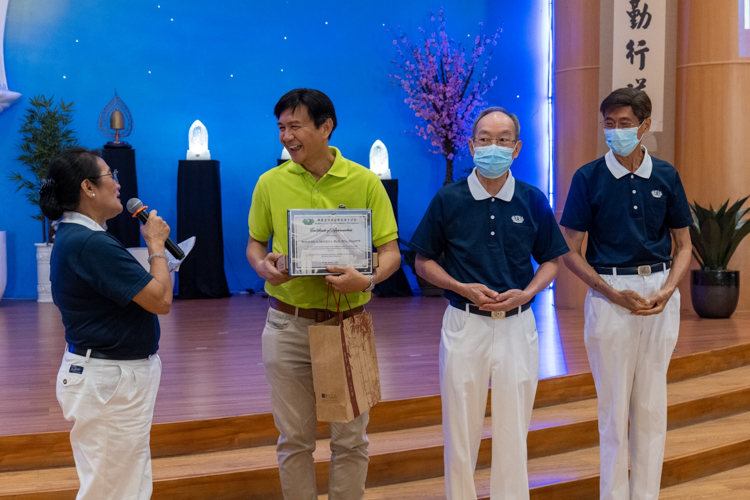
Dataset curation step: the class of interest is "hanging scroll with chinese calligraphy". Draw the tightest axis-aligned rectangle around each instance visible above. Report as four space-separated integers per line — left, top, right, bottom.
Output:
612 0 666 131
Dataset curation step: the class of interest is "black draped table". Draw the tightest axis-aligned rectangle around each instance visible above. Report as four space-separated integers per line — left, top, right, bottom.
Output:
373 179 412 297
102 147 141 247
176 160 231 299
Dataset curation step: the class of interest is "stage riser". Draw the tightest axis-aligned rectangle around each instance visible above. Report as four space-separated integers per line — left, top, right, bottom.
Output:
3 345 750 499
3 343 747 475
3 382 745 480
5 402 749 500
660 438 750 488
0 493 74 500
667 387 750 430
160 431 750 499
666 343 750 383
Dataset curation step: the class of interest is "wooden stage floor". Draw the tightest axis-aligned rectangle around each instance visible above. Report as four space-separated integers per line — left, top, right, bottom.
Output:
1 290 749 436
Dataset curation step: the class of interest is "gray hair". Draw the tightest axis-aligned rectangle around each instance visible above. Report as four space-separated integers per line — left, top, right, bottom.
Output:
471 107 520 140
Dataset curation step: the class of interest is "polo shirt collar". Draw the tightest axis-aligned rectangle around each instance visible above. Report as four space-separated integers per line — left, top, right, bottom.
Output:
60 211 105 232
286 146 348 178
468 168 515 201
605 146 652 179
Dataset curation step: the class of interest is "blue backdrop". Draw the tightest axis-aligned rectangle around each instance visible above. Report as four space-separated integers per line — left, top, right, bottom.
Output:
0 0 551 298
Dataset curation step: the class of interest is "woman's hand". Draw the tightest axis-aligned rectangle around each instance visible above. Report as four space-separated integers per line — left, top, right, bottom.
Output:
141 209 171 253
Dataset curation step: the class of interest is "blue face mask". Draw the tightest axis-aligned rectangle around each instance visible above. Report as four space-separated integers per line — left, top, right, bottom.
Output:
473 144 516 179
603 123 643 156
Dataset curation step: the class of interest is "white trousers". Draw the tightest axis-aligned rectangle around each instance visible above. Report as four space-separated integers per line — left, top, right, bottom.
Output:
56 350 162 500
262 307 369 500
440 305 539 500
584 270 680 500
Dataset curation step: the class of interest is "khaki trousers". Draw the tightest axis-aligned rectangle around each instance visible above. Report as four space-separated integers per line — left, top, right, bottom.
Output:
262 307 369 500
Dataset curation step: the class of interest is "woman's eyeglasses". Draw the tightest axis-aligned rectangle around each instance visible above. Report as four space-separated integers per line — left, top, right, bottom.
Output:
91 169 119 184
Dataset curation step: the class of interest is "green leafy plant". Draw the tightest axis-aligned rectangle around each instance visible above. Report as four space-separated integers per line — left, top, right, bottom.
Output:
11 95 78 243
689 197 750 270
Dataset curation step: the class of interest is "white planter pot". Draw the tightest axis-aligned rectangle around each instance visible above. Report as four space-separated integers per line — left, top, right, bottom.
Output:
35 243 53 303
0 231 6 300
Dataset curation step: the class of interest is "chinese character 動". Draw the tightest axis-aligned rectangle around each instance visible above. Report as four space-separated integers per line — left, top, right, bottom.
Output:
627 0 652 29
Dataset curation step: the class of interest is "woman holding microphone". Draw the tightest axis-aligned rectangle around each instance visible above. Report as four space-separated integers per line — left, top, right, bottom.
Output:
40 147 173 499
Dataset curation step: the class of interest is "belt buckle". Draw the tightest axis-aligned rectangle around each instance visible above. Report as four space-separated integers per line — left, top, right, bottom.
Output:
491 310 506 319
638 265 652 276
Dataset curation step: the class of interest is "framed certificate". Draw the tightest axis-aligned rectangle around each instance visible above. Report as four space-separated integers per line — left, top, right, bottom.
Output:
287 209 373 277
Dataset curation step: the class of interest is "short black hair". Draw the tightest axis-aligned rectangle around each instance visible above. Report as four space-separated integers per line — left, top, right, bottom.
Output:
274 88 338 139
39 147 102 221
600 88 652 123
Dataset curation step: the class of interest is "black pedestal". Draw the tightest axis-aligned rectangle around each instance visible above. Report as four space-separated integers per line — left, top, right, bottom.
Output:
176 160 231 299
373 179 413 298
101 147 140 247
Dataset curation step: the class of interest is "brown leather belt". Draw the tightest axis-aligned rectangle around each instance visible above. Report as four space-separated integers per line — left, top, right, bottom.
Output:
269 297 364 322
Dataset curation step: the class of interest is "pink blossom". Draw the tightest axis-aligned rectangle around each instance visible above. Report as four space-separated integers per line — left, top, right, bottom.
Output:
387 10 499 180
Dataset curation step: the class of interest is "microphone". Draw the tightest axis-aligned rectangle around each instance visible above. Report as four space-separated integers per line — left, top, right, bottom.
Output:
127 198 185 260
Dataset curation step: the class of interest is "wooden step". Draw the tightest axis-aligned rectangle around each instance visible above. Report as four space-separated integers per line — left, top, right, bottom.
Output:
4 363 750 499
659 462 750 499
0 372 592 474
3 342 748 475
359 411 750 500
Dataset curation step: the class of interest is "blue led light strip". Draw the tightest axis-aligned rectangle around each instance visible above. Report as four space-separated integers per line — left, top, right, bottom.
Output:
547 0 555 291
547 0 555 211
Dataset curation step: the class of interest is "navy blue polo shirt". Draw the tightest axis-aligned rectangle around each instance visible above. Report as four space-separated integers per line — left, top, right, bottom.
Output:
560 148 693 267
51 215 160 358
409 170 569 304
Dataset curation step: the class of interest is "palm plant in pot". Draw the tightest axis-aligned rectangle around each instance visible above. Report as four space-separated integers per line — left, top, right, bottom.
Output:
689 197 750 318
10 95 77 302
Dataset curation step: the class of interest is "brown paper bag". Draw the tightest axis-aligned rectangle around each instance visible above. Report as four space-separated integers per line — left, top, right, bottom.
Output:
308 311 381 423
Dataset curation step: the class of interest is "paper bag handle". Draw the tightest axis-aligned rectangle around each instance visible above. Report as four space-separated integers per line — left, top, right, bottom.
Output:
325 284 352 316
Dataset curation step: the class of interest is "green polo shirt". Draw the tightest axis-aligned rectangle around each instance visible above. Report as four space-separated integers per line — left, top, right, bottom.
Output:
248 146 398 309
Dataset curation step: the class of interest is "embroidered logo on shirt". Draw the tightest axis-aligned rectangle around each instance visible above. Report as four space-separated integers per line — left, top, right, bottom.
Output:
69 365 84 374
511 215 524 223
651 190 663 198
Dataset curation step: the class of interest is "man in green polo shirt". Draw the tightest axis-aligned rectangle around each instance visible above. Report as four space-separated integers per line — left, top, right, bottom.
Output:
247 88 400 500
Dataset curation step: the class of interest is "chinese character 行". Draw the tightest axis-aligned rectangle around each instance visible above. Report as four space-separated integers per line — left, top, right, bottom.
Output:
626 40 649 70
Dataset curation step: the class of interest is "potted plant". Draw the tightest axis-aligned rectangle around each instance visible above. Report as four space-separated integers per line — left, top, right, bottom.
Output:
388 9 500 185
10 95 77 302
689 197 750 318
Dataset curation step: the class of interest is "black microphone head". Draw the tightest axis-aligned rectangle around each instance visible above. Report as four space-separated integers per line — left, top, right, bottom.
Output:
126 198 143 214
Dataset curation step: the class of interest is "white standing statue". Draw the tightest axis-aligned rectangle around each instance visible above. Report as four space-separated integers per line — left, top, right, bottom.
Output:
369 139 391 179
0 0 21 114
186 120 210 160
280 147 291 160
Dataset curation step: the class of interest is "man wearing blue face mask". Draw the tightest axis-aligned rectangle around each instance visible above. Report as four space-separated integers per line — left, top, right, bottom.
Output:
560 88 692 500
409 107 569 500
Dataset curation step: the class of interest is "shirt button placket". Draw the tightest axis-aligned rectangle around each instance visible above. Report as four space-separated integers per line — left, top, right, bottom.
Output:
490 198 500 239
630 176 641 215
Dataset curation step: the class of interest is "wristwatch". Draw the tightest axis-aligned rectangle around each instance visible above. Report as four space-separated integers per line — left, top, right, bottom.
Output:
363 274 376 293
